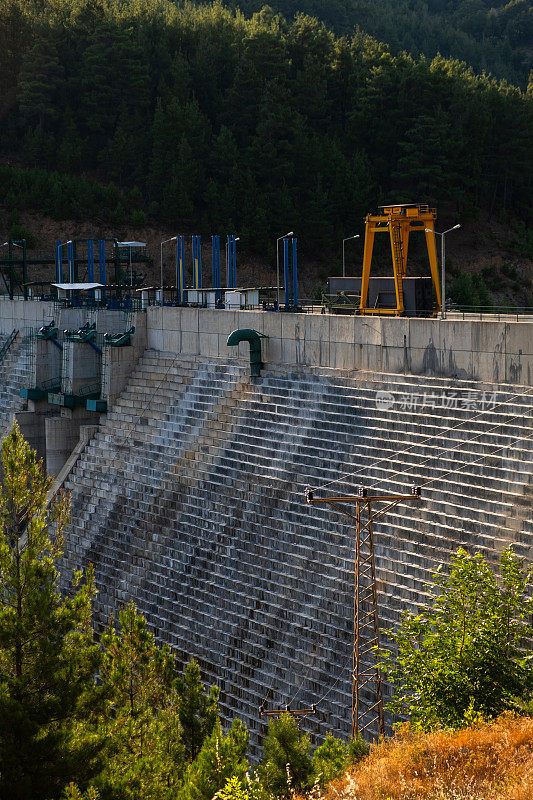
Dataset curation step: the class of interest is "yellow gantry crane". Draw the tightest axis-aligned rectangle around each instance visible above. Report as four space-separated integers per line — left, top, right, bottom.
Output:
359 203 441 315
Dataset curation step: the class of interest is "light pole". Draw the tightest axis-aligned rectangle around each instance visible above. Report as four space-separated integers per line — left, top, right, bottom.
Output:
342 234 360 277
276 231 293 309
425 224 460 319
160 236 177 301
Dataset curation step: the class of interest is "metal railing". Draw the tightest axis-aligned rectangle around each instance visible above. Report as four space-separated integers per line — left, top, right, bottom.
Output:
5 293 533 320
445 305 533 322
0 328 19 366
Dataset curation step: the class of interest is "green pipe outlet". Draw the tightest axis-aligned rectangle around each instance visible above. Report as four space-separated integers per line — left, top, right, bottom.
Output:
227 328 268 377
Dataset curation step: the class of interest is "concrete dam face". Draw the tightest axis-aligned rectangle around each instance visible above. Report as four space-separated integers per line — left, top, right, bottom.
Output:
1 303 532 751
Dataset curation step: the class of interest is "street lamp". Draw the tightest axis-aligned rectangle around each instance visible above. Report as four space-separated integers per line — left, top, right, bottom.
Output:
276 231 293 309
342 234 360 277
425 224 460 319
160 236 177 300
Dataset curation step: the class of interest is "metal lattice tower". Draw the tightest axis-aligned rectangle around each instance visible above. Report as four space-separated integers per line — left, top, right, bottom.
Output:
306 488 421 738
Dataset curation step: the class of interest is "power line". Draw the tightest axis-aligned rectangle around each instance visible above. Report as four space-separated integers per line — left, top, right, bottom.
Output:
367 410 532 492
420 430 533 489
310 386 533 493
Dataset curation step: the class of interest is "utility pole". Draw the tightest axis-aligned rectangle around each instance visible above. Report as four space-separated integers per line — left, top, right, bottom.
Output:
306 486 421 738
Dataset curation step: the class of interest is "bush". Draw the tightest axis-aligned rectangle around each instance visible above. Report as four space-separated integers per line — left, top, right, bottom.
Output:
347 732 370 765
380 547 533 730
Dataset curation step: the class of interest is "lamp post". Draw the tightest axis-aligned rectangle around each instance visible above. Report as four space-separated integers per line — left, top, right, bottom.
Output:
342 234 360 277
276 231 293 309
425 224 460 319
160 236 177 302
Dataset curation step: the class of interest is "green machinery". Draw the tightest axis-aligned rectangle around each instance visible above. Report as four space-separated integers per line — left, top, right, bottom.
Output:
227 329 268 377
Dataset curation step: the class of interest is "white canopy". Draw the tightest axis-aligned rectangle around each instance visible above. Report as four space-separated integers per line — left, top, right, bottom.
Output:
52 283 104 290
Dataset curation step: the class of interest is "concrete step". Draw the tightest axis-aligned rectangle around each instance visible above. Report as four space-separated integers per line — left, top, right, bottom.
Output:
58 352 533 752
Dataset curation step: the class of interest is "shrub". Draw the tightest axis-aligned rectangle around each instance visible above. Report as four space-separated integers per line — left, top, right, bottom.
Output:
380 547 533 730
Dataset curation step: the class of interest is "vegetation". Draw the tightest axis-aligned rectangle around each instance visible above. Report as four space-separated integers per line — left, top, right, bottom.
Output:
0 0 531 261
232 0 533 89
0 423 102 800
380 547 533 729
1 424 532 798
314 715 533 800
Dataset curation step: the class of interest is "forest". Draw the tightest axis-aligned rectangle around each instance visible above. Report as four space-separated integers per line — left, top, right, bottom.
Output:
0 0 531 268
232 0 533 89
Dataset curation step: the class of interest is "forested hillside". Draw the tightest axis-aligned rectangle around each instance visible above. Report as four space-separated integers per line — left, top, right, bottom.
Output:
0 0 531 280
232 0 533 88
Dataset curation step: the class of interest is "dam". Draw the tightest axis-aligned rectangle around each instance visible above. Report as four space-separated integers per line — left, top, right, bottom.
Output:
0 297 531 750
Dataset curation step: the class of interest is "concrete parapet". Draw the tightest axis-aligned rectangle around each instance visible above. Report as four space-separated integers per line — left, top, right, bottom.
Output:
0 297 55 334
146 307 532 386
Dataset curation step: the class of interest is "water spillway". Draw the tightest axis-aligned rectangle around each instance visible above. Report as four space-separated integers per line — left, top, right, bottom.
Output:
1 302 531 749
0 331 32 436
57 349 533 750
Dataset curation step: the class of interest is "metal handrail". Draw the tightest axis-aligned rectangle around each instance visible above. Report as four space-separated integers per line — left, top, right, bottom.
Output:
0 328 19 365
77 382 101 397
39 376 61 390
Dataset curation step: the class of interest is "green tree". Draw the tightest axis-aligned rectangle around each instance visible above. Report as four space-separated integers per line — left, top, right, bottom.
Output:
258 712 313 796
18 35 65 129
96 602 184 800
0 423 102 800
179 718 249 800
311 733 347 788
380 546 533 730
175 658 219 761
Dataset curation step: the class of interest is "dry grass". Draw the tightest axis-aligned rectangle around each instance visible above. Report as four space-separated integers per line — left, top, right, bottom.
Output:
317 716 533 800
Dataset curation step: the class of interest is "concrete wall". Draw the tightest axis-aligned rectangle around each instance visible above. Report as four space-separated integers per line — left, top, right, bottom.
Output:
102 314 147 405
62 341 101 395
15 410 47 461
34 338 62 388
45 411 95 475
1 301 531 386
0 297 54 333
147 308 533 385
0 299 138 338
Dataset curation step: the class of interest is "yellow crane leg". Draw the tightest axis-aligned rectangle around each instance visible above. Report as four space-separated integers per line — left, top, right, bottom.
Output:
359 222 375 313
424 225 441 311
401 224 410 271
389 224 405 315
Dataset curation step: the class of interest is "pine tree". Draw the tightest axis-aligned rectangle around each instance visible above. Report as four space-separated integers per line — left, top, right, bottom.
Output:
258 712 313 797
95 602 183 800
179 718 249 800
0 423 102 800
175 658 219 762
18 35 65 129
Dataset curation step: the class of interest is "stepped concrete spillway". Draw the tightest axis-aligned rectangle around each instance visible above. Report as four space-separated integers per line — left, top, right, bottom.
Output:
0 330 32 437
0 301 532 749
59 355 532 749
